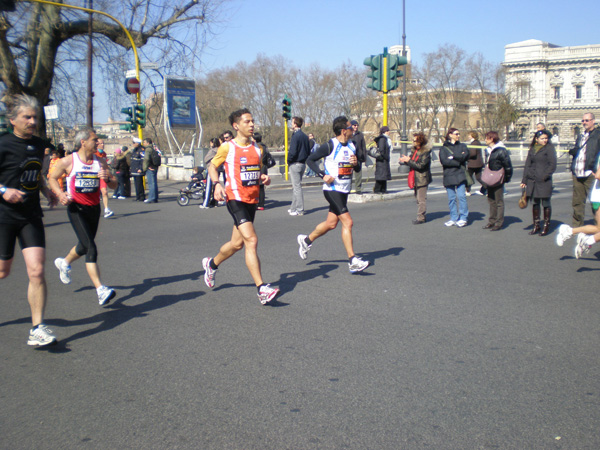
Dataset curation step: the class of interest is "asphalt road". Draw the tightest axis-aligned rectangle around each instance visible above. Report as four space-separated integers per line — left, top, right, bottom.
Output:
1 169 599 450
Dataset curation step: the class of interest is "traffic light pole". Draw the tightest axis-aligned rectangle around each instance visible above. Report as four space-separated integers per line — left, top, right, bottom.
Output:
382 48 389 127
29 0 143 140
284 119 289 181
400 0 408 160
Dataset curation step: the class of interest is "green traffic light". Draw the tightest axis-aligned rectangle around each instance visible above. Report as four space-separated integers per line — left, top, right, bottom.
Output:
134 104 146 128
364 54 383 92
282 95 292 120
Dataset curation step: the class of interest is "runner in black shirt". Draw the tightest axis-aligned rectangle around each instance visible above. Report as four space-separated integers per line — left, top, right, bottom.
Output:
0 94 57 347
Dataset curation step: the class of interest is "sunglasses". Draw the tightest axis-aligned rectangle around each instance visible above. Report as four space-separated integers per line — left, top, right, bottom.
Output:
582 119 592 123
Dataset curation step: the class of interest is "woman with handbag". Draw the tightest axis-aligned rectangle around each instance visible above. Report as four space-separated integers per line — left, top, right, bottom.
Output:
440 128 470 227
399 132 432 224
520 129 557 236
482 131 513 231
373 126 392 194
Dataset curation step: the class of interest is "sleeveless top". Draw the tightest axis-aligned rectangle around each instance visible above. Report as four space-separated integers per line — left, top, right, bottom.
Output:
67 153 101 206
223 140 262 203
323 138 356 193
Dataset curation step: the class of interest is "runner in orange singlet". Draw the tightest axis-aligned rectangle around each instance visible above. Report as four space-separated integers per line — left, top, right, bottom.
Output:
202 109 279 305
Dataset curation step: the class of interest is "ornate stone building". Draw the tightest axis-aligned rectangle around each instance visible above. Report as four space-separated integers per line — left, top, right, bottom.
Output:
503 39 600 142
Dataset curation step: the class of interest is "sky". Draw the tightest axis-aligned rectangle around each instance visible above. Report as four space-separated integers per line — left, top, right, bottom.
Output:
98 0 595 121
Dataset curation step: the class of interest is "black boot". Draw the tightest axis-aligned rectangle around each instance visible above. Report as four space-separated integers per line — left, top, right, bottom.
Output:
529 205 540 235
540 207 551 236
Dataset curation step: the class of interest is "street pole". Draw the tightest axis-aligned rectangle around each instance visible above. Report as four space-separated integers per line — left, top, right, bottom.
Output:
86 0 93 128
400 0 408 159
383 47 388 127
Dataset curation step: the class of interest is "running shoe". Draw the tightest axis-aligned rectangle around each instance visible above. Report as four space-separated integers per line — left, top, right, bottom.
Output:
104 208 114 218
348 256 369 274
456 220 468 227
297 234 311 260
97 285 116 306
54 257 71 284
117 196 126 200
574 233 592 259
555 224 573 247
202 257 216 288
444 220 456 227
27 324 57 347
257 284 279 305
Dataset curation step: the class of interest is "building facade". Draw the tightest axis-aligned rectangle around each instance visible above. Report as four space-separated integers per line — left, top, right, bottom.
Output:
503 39 600 143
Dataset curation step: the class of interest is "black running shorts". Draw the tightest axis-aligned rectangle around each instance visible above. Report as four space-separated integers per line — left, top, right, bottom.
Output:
323 190 349 216
226 200 257 227
0 218 45 260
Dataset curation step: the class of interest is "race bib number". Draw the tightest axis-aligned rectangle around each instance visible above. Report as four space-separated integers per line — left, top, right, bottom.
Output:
241 164 260 186
338 162 353 180
74 171 100 193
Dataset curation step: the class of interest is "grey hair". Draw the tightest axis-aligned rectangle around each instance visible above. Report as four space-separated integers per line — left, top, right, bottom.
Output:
7 94 39 120
584 112 595 120
73 127 96 151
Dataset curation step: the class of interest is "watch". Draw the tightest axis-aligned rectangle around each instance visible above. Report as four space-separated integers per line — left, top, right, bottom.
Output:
0 186 7 195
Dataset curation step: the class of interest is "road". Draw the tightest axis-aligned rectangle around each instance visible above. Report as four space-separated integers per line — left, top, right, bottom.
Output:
1 170 599 449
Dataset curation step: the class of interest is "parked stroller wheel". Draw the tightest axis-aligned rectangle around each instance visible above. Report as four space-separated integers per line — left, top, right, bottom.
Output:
177 194 190 206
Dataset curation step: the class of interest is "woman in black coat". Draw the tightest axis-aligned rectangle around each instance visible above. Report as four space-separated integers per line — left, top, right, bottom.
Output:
483 131 513 231
520 129 557 236
439 128 470 227
373 126 392 194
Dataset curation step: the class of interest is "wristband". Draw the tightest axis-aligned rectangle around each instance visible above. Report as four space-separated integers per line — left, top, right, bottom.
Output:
0 186 6 195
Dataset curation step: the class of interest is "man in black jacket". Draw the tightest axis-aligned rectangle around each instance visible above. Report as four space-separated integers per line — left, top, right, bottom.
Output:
350 120 366 195
287 116 310 216
570 112 600 227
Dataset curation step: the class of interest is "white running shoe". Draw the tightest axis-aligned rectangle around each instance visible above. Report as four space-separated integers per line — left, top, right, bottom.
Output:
104 208 114 218
97 285 116 306
54 257 71 284
202 257 216 288
348 256 369 274
444 220 456 227
555 224 573 247
257 284 279 305
456 220 468 227
297 234 311 260
27 324 57 347
574 233 592 259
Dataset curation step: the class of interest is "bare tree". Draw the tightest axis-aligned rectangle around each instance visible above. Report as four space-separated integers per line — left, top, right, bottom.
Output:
0 0 231 137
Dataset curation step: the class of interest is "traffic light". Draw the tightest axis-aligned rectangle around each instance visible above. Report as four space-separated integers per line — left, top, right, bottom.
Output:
364 55 383 92
134 104 146 128
282 95 292 121
0 0 16 12
119 106 135 132
387 54 409 91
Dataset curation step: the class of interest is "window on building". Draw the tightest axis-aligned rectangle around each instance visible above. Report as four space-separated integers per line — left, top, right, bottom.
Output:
575 85 582 99
416 120 421 129
552 126 559 136
553 86 560 99
597 85 600 98
518 84 530 101
476 120 481 129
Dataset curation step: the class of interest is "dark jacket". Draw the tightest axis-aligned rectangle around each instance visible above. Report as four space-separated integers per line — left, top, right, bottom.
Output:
351 130 367 165
143 144 157 171
114 151 131 177
130 146 145 176
467 139 484 169
569 127 600 176
487 142 513 184
373 134 392 181
287 129 310 165
439 140 469 187
405 146 432 187
521 143 557 198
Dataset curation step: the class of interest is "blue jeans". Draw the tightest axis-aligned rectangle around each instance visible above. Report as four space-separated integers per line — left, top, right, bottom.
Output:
446 182 469 222
146 169 158 202
289 162 305 212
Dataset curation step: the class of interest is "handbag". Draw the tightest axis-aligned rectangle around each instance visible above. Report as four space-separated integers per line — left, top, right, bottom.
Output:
481 166 505 188
266 153 276 168
518 189 528 209
407 152 419 189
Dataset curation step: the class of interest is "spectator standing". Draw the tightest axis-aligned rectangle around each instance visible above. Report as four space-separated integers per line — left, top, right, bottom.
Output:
569 112 600 227
440 128 470 227
254 131 273 210
305 133 317 177
201 137 221 209
130 139 145 202
482 131 513 231
112 147 131 200
373 126 392 194
399 132 432 224
465 131 485 196
350 120 367 195
95 139 113 218
520 130 557 236
287 116 310 216
143 138 159 203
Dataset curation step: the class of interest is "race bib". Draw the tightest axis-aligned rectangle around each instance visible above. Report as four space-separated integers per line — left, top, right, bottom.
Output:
337 162 353 180
74 171 100 193
240 164 260 186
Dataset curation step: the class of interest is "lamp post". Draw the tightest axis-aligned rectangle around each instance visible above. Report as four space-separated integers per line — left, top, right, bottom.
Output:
400 0 408 160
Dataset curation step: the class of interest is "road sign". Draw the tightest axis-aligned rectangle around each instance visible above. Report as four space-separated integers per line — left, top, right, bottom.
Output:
44 104 59 120
125 77 140 95
125 69 137 78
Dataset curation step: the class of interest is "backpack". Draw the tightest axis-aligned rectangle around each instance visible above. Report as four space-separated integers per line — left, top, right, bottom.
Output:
151 149 161 167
